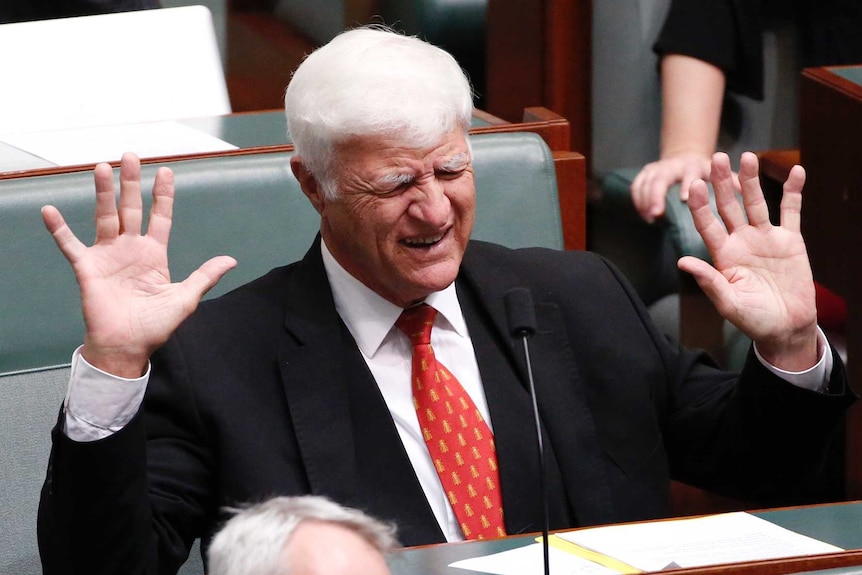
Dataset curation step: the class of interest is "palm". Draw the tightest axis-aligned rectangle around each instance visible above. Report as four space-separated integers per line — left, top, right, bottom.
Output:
706 222 815 341
678 152 818 368
42 154 235 375
76 233 177 351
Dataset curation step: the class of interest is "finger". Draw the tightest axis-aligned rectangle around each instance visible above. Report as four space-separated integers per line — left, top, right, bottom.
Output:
677 255 735 319
737 152 771 228
687 178 728 252
680 157 712 202
630 168 646 199
180 256 238 305
631 169 651 219
93 162 119 241
639 170 671 223
147 167 176 246
679 176 694 202
710 152 747 233
118 152 144 235
42 205 88 264
648 182 669 221
779 164 806 233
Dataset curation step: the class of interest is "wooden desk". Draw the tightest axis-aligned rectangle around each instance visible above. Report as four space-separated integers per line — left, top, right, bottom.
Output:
799 65 862 499
388 501 862 575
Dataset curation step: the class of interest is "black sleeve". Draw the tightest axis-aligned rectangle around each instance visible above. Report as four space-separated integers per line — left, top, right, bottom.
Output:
654 0 766 100
796 0 862 67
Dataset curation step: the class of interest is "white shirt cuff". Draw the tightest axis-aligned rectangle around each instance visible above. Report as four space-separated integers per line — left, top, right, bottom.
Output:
63 346 150 442
753 327 833 393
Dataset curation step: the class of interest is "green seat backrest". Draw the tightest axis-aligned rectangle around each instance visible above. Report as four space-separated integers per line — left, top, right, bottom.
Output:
0 130 560 574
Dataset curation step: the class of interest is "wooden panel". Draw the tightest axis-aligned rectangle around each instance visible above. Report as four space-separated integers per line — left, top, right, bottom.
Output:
226 11 315 112
543 0 591 162
485 0 544 122
485 0 591 161
800 66 862 499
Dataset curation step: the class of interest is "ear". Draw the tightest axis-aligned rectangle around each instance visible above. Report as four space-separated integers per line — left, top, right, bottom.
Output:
291 156 326 215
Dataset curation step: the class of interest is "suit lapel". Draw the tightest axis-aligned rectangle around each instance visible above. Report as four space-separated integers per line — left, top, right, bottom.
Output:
276 240 356 503
276 239 444 545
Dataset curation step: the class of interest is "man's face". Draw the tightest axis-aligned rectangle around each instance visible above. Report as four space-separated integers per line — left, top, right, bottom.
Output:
314 130 475 307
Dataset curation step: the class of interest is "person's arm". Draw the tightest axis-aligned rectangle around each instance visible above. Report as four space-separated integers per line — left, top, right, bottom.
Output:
630 54 726 222
38 153 236 575
680 152 818 371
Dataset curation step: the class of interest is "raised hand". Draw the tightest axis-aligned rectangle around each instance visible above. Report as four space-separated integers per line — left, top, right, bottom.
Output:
678 152 818 371
42 153 237 377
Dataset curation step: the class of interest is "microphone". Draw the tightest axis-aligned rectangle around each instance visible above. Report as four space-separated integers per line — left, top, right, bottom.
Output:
504 288 549 575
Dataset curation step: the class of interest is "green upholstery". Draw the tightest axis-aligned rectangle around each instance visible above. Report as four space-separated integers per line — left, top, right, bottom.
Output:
0 130 561 574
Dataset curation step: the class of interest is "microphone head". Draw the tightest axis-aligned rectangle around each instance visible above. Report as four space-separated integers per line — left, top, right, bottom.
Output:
504 287 537 337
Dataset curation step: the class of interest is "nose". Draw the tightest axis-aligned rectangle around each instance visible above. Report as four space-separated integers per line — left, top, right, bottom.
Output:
408 178 451 228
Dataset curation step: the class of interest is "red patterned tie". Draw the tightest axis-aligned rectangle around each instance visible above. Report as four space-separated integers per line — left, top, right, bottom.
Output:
396 304 506 540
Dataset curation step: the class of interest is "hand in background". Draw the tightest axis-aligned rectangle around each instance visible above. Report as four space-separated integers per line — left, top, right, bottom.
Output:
630 153 711 222
41 153 237 378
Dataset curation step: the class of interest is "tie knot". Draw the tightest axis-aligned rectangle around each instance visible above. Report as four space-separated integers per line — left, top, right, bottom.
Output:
396 304 437 346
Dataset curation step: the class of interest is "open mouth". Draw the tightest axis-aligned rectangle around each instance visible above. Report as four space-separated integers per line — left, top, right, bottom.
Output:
402 230 448 248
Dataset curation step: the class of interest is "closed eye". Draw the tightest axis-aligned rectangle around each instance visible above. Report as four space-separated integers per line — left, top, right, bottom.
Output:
436 168 467 180
375 173 415 195
437 152 471 180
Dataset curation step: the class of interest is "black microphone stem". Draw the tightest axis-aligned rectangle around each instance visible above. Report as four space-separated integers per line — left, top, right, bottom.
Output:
521 335 550 575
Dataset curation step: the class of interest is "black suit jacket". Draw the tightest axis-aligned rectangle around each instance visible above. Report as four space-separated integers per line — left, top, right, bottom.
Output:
39 239 854 575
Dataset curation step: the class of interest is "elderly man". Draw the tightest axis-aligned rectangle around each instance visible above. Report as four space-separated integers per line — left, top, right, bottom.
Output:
207 496 396 575
38 26 852 575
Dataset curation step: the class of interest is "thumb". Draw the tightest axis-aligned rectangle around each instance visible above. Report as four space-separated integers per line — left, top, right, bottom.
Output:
181 255 238 302
678 256 733 318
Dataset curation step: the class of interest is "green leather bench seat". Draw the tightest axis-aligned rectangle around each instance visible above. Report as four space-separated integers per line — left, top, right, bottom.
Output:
0 130 562 574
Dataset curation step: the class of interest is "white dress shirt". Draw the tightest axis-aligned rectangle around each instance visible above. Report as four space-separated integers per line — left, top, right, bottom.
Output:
62 240 833 541
320 240 487 541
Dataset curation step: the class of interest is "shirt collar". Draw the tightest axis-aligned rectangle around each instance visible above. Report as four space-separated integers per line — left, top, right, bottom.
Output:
320 239 469 358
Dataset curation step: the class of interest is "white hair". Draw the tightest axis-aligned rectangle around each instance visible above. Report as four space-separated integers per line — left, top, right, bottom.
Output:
284 25 474 198
207 496 398 575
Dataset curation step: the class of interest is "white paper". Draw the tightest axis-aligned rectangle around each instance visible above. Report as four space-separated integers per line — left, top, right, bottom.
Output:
450 542 620 575
558 512 843 572
0 121 237 167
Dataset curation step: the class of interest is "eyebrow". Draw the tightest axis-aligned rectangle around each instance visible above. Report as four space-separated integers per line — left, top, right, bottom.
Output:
439 152 470 172
374 172 415 188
